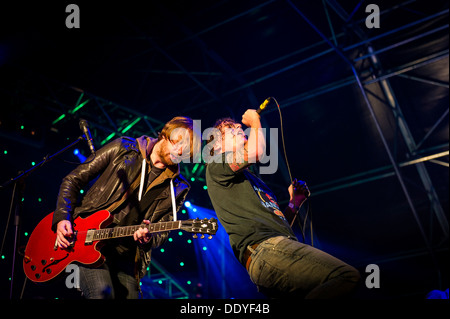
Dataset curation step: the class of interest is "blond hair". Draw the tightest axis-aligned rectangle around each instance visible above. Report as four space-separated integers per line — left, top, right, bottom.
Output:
159 116 199 162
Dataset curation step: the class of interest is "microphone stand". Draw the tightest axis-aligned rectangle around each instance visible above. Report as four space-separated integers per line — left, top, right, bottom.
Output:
0 136 84 299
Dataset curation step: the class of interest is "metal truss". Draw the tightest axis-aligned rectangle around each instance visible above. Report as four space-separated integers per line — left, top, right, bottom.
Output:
160 0 449 250
1 0 448 299
140 258 190 299
3 2 447 229
1 69 166 148
281 1 448 278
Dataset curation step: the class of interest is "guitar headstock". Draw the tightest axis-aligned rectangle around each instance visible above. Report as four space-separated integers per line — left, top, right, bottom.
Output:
181 218 218 239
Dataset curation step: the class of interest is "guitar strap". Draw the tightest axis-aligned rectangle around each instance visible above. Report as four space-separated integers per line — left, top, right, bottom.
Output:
106 172 143 214
107 168 173 225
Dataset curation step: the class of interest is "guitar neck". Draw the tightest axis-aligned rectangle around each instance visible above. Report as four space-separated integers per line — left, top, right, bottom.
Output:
90 220 182 241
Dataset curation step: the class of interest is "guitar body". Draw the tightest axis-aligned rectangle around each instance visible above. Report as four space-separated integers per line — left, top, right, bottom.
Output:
23 209 218 283
23 210 113 283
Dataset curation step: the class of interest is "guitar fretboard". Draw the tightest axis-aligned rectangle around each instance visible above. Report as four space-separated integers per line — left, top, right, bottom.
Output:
92 221 182 241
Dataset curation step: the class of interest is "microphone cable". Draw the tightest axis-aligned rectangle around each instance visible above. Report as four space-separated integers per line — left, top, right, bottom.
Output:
268 97 314 246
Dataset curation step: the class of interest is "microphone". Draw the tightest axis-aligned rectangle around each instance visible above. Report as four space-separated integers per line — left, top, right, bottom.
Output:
79 119 96 155
256 97 272 114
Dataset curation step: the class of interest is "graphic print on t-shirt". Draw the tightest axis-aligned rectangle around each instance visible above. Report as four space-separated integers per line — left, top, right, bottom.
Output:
244 171 287 221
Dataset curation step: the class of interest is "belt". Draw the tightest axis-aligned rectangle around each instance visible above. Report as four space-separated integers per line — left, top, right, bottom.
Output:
242 243 259 271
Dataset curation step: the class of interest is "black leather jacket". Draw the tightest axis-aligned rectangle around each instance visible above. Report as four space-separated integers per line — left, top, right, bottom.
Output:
52 136 190 277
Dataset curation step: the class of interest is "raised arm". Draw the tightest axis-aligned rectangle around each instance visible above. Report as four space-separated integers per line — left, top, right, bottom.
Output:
228 109 266 172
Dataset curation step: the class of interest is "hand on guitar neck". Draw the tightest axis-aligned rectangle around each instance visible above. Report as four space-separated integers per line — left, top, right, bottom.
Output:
133 219 153 245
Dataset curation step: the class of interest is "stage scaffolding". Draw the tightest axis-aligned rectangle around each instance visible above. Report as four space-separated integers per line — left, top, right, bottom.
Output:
1 0 448 299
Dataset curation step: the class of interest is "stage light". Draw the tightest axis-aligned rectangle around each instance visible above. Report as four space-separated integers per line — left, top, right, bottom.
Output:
3 150 7 155
184 201 191 208
178 231 183 236
121 117 142 134
80 189 84 194
180 262 185 267
24 232 29 237
70 99 89 114
182 209 187 214
190 177 195 182
187 204 257 298
160 248 165 253
187 239 192 244
101 132 116 146
193 208 197 212
203 185 208 190
31 162 36 166
168 238 173 242
73 148 87 163
52 114 66 125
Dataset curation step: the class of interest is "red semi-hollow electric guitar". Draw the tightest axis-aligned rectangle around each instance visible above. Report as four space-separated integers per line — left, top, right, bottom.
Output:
23 210 218 283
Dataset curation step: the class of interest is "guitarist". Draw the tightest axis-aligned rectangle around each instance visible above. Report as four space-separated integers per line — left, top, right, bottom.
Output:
53 116 198 299
205 111 360 299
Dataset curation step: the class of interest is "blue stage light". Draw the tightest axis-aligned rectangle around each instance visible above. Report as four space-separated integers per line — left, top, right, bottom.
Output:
73 148 87 163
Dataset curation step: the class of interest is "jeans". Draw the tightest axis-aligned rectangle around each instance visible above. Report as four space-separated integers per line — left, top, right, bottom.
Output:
78 258 139 299
247 236 360 299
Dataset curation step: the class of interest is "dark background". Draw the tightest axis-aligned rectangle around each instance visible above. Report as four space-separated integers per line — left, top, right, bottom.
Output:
0 0 448 300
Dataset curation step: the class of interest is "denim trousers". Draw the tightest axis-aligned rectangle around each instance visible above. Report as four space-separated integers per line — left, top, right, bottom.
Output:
247 236 361 299
78 258 139 299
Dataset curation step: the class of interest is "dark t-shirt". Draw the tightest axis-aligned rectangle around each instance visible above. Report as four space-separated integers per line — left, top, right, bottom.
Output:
103 160 165 259
206 153 297 264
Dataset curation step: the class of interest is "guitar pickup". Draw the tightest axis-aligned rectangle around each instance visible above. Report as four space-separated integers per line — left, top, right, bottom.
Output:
85 229 95 245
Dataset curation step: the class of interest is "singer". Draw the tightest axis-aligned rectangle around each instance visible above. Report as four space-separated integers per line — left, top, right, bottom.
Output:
53 116 198 299
205 109 360 299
